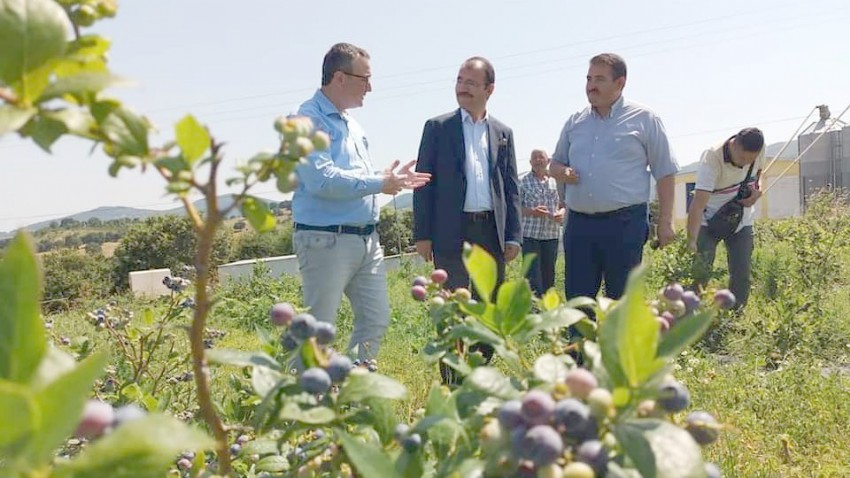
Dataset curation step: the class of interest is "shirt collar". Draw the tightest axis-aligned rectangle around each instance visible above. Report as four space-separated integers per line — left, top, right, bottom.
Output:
591 95 625 119
460 108 488 124
313 89 345 119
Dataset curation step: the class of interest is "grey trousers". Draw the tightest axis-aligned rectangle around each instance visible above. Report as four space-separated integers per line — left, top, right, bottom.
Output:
293 230 390 361
694 225 754 309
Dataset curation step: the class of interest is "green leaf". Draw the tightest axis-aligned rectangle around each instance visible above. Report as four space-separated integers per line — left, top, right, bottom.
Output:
495 279 532 335
241 196 276 233
614 419 706 478
464 367 520 400
251 365 284 397
541 288 561 311
38 72 131 103
0 380 36 451
566 296 599 310
20 113 65 152
21 353 108 467
174 114 210 164
521 306 587 340
54 414 214 478
256 455 290 473
45 108 96 138
0 0 68 87
338 370 407 403
336 429 402 478
0 104 37 134
533 353 572 384
29 346 76 389
463 244 497 303
599 268 664 388
99 106 149 157
205 349 282 371
0 233 44 384
520 252 536 278
657 311 714 359
278 402 336 425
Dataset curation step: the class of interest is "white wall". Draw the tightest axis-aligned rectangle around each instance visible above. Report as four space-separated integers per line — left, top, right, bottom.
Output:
217 253 426 284
129 268 172 298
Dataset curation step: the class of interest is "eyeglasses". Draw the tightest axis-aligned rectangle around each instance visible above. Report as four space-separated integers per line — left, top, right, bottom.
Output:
456 78 485 88
343 71 371 82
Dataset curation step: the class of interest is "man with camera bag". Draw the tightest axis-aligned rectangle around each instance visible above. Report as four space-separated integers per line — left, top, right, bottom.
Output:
686 127 765 310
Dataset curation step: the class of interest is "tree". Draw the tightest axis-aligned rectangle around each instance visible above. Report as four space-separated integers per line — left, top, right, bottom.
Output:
112 215 232 289
86 217 102 227
41 248 113 312
377 208 414 256
230 222 294 261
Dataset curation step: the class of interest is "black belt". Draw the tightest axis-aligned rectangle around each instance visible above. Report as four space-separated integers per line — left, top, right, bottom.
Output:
463 211 494 222
295 223 376 235
571 203 645 218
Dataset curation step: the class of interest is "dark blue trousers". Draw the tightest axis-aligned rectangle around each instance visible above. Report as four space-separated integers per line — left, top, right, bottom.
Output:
563 203 649 301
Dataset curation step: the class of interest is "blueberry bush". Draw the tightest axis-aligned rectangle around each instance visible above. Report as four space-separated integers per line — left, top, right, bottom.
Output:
0 1 732 476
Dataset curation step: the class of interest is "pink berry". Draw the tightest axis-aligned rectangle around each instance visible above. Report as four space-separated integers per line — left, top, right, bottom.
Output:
430 269 448 284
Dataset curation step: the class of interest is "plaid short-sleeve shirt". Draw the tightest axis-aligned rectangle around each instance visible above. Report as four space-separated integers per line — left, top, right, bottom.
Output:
520 172 562 240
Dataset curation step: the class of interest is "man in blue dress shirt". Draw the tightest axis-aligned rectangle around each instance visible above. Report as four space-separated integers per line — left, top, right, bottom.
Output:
550 53 679 303
292 43 430 363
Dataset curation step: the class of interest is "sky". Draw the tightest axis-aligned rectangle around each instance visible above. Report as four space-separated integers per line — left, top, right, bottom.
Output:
1 0 849 232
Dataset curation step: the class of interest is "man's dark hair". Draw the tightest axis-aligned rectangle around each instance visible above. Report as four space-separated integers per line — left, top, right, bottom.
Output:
590 53 627 80
322 43 370 86
736 127 765 152
463 56 495 85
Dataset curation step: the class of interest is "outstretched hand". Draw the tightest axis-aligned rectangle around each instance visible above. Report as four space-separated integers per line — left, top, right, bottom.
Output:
382 160 431 195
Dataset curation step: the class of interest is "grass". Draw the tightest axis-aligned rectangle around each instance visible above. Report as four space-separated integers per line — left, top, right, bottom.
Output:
42 209 850 477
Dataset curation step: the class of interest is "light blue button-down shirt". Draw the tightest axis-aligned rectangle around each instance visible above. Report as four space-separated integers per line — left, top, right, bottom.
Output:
291 90 384 226
461 109 493 212
552 96 679 214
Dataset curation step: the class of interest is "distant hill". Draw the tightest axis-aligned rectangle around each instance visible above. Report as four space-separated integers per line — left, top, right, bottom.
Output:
1 194 286 238
381 193 412 211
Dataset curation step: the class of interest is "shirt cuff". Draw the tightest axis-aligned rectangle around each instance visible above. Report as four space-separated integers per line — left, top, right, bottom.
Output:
506 240 521 248
364 175 384 195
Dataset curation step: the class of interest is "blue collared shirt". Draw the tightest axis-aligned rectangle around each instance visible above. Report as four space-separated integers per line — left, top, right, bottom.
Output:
291 90 384 226
460 109 493 212
552 96 679 214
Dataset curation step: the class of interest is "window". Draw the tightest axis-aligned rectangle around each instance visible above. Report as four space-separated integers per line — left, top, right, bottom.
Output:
685 182 696 212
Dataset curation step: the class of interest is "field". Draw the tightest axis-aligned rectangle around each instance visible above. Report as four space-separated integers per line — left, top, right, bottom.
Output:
38 196 850 477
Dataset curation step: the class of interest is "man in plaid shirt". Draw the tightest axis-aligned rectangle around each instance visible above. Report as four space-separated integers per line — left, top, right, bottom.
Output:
520 149 566 296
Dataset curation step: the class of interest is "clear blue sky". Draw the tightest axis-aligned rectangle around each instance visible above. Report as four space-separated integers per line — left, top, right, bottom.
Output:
1 0 848 232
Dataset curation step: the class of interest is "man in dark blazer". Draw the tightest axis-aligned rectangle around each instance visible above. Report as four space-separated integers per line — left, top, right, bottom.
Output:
413 57 522 383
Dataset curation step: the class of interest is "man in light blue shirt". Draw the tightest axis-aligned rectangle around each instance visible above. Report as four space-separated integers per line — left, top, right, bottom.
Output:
292 43 430 363
551 53 679 304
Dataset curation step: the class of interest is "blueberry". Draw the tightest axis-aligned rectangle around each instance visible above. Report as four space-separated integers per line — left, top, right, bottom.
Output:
713 289 736 310
576 439 608 474
562 462 595 478
326 355 354 383
270 303 295 327
314 321 336 345
412 276 428 287
300 368 332 394
74 400 114 439
657 381 690 413
394 423 410 441
521 390 556 426
681 291 701 314
553 398 595 440
430 269 448 284
401 433 421 453
662 283 684 302
685 411 719 445
586 388 614 419
230 443 241 455
565 368 598 400
290 313 317 340
280 333 299 351
411 285 427 302
176 458 192 470
517 425 563 467
497 400 525 429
